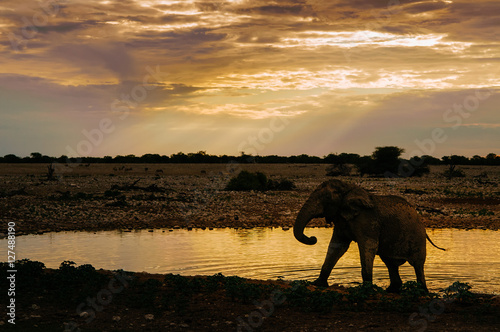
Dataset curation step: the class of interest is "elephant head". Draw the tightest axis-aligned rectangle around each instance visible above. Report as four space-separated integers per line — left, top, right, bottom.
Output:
293 180 373 245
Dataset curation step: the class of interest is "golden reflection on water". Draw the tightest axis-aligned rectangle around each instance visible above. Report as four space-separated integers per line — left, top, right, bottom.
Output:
8 228 500 294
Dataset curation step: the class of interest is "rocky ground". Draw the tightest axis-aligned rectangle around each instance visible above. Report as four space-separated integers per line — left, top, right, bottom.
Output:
1 163 499 235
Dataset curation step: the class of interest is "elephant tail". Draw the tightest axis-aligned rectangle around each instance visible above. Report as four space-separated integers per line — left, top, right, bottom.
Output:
426 234 446 251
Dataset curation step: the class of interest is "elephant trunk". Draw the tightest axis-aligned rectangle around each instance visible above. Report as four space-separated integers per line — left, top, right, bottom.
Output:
293 198 321 245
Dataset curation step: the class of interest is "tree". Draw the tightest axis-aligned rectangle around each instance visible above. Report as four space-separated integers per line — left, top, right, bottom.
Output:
486 153 499 165
356 156 375 177
30 152 42 162
372 146 404 176
325 153 358 176
3 154 21 163
442 155 469 165
399 156 430 177
170 152 189 163
421 155 441 165
140 154 162 163
471 155 484 165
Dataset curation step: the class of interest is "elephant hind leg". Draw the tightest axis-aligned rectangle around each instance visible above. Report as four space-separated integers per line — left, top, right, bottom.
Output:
380 256 405 293
412 263 428 292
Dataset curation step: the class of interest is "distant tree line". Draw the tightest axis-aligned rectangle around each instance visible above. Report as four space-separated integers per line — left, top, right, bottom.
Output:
1 149 499 168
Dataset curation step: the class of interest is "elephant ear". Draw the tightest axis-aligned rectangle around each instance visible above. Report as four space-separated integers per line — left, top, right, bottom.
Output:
340 188 373 221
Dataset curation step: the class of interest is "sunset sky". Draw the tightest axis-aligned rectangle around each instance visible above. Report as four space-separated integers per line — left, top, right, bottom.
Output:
0 0 498 158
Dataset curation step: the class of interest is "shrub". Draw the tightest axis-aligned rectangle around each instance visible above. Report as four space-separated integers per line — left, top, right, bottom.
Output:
441 281 474 303
226 171 268 191
399 157 430 177
267 178 296 190
283 281 342 313
442 164 466 179
225 171 295 191
326 163 352 177
224 276 262 303
0 259 45 289
346 283 384 305
442 168 466 179
400 281 432 300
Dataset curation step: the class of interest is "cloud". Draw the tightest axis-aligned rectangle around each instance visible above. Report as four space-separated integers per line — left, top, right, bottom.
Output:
0 0 499 157
49 42 136 82
35 20 101 34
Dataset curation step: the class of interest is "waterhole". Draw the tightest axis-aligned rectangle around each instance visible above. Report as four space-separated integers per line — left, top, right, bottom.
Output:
5 228 500 294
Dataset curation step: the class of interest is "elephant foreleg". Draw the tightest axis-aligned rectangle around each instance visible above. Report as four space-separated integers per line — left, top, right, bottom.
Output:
358 239 378 284
313 233 351 287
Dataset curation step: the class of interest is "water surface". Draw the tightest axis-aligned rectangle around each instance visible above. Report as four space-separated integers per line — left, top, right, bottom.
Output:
6 228 500 294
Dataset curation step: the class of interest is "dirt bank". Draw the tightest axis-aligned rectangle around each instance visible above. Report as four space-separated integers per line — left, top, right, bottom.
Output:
1 260 499 331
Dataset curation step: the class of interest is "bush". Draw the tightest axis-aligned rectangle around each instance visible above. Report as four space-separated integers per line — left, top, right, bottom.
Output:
441 281 474 303
442 167 466 179
267 178 296 190
224 276 262 303
399 157 430 177
225 171 295 191
326 163 352 177
400 281 431 300
226 171 268 191
346 283 384 305
0 259 45 289
283 281 342 313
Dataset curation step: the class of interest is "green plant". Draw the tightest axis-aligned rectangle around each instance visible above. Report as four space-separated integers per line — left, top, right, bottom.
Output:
0 259 45 289
133 278 163 308
224 276 262 303
441 282 474 303
400 281 432 301
202 273 226 292
282 281 312 308
282 281 342 313
160 274 192 312
305 290 342 313
41 261 109 304
345 283 384 310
